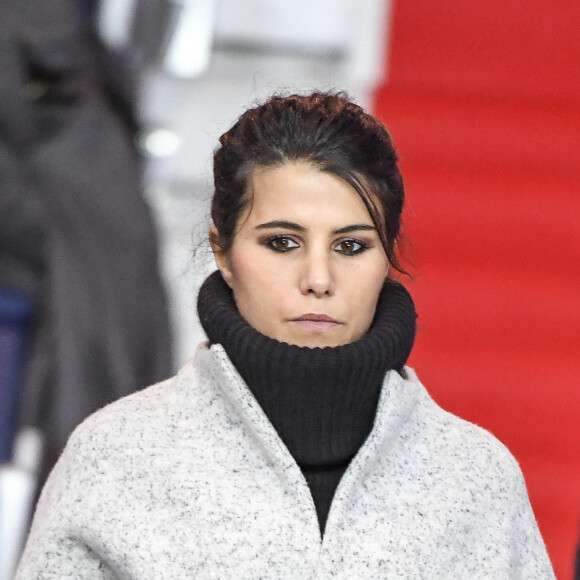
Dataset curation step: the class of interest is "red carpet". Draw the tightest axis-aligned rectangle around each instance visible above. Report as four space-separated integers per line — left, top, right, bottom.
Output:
374 2 580 578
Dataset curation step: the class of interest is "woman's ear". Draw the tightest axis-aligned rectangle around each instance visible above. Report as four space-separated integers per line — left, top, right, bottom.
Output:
209 226 234 287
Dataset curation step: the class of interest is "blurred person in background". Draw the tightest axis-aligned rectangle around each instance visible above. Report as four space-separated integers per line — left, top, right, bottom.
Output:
0 0 172 495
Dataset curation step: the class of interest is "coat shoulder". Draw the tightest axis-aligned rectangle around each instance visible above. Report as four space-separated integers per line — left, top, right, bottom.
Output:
404 369 525 487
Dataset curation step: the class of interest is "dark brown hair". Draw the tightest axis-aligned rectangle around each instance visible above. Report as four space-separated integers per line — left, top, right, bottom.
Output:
212 91 408 274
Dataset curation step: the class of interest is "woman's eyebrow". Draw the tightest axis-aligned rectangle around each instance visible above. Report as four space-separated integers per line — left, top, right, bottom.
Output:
332 224 376 234
255 220 305 231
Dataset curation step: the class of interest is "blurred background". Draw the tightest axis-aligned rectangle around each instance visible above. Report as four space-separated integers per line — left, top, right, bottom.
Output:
0 1 578 578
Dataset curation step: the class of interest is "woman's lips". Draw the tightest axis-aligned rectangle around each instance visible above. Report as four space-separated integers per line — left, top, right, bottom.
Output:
291 314 341 332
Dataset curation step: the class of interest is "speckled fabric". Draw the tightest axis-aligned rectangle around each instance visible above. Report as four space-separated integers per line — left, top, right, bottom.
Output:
16 345 555 579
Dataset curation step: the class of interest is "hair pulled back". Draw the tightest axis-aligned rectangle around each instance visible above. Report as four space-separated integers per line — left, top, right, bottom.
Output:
212 91 407 274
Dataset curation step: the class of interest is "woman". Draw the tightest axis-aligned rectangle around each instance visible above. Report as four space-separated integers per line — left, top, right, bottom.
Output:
16 92 554 578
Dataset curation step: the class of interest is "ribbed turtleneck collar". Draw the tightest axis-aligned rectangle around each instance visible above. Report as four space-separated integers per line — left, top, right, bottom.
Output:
197 270 417 468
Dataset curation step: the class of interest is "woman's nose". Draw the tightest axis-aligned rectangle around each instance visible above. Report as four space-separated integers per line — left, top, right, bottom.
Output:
299 251 335 297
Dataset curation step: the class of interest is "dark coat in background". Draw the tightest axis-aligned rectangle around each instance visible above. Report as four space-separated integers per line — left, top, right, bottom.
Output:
0 0 173 486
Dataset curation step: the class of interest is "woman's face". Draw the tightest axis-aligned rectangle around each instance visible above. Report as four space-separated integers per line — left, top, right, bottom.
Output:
211 162 390 348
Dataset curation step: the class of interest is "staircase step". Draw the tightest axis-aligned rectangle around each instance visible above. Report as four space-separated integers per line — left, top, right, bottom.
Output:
374 87 580 177
401 168 580 268
405 259 579 351
385 0 580 103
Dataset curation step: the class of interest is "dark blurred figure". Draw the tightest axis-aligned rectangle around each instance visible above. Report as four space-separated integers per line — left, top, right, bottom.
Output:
0 0 172 488
574 542 580 580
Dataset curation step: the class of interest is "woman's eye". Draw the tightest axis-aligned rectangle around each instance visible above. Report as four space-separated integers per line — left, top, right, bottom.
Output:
335 239 367 256
265 236 299 252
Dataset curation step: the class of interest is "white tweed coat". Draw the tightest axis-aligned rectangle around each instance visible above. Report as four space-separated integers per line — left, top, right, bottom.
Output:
16 343 555 579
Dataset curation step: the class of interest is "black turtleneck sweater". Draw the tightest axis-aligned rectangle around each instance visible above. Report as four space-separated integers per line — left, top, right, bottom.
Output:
197 271 417 534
